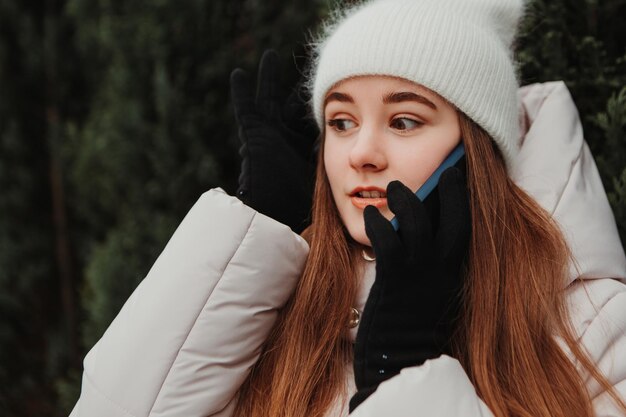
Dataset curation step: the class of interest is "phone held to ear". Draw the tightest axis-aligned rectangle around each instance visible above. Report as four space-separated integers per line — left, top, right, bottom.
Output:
390 143 465 231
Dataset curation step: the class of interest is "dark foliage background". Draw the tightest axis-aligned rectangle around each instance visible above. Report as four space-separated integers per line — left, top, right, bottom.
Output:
0 0 623 415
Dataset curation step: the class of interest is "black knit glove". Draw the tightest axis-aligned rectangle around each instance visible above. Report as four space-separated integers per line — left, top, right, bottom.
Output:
350 168 471 412
230 49 318 233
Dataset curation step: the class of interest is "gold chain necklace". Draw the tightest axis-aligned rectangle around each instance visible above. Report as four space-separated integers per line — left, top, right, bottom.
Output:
348 249 376 328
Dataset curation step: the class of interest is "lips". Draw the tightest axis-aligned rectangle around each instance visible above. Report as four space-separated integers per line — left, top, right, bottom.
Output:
350 186 387 209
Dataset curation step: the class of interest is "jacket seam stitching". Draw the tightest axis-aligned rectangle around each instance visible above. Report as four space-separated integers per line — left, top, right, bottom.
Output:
83 370 137 417
578 288 626 342
147 209 257 416
581 290 626 402
550 127 584 217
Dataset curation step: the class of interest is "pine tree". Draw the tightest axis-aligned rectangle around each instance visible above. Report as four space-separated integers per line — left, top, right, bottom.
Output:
55 0 327 413
597 87 626 242
0 0 81 414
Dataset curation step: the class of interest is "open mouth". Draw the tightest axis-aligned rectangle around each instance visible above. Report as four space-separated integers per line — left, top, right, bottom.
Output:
354 190 386 198
351 188 388 209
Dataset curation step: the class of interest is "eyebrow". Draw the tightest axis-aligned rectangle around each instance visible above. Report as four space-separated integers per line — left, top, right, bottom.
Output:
324 92 354 108
323 90 438 110
383 91 437 109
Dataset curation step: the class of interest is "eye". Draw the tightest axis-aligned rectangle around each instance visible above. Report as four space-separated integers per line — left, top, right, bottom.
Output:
390 117 423 131
327 118 357 132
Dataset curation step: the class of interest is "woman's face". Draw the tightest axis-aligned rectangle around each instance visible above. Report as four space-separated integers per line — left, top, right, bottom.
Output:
323 76 461 246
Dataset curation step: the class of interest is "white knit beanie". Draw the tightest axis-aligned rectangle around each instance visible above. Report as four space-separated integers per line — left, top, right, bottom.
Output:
309 0 524 167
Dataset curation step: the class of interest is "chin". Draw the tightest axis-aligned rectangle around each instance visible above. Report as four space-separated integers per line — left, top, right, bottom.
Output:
343 209 393 248
347 225 372 247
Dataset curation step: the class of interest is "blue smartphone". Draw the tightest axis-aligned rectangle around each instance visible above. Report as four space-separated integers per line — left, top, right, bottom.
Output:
390 143 465 231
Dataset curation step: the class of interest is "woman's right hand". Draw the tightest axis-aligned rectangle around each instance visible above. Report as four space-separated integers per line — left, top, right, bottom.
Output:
230 49 318 234
350 169 471 411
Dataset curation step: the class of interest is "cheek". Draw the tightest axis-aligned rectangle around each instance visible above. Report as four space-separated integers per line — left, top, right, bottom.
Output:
392 135 461 190
395 154 440 191
323 140 343 190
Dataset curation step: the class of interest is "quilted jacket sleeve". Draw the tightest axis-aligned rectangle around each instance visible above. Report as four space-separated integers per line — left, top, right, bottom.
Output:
69 188 309 417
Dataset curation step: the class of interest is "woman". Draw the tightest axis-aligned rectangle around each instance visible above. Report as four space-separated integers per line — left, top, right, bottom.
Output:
70 0 626 416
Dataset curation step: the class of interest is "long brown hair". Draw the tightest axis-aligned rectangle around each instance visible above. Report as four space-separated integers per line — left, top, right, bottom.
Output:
456 114 626 416
234 113 626 417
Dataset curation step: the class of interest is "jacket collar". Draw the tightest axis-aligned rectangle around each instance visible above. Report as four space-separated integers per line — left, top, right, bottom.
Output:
512 81 626 284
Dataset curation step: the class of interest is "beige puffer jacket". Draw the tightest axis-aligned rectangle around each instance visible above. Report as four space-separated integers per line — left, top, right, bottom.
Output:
70 82 626 417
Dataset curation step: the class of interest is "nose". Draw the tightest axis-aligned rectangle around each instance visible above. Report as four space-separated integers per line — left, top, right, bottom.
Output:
349 125 387 172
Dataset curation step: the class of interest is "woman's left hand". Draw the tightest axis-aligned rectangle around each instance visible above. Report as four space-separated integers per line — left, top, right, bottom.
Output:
230 50 318 234
351 169 471 411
